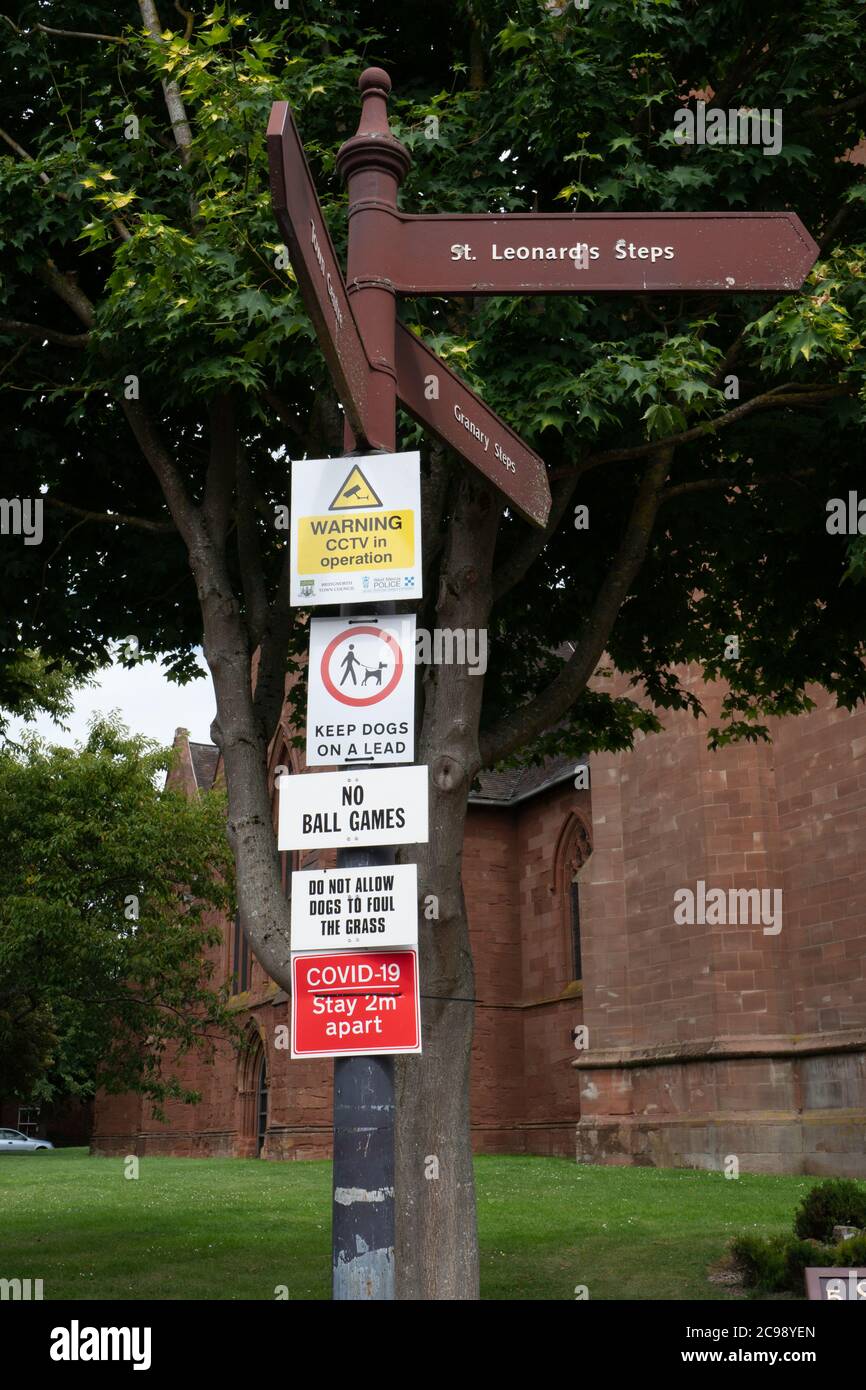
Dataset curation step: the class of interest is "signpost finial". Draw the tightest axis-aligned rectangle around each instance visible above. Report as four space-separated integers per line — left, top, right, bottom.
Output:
337 67 411 186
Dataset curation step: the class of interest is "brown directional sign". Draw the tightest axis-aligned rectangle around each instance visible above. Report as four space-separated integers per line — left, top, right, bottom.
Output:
267 103 378 446
377 212 820 295
395 324 551 528
269 80 819 534
805 1267 866 1300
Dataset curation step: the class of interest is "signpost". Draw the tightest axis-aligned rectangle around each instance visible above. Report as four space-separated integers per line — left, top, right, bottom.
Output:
805 1268 866 1300
267 103 377 447
306 614 416 767
373 211 821 295
291 949 422 1059
395 324 550 528
290 863 418 952
290 452 422 606
271 79 820 538
268 62 821 1303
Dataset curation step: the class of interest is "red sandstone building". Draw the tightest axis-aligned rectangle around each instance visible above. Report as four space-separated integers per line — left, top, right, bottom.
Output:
93 671 866 1177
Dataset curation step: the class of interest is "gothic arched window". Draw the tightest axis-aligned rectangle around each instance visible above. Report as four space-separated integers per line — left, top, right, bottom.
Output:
231 912 252 994
552 813 593 986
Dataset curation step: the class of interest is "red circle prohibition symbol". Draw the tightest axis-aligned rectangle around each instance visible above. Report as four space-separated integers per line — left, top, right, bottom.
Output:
320 625 403 707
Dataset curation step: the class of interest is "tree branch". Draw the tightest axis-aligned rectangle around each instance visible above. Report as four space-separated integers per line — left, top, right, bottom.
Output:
34 254 204 553
120 399 205 554
137 0 194 168
661 467 816 502
251 550 296 747
712 34 774 113
805 91 866 120
34 22 127 43
662 477 735 500
173 1 194 43
33 515 94 626
492 470 582 603
263 389 309 446
0 122 50 175
819 196 860 256
710 329 745 389
36 259 96 329
0 318 91 348
479 448 673 767
236 443 270 650
0 125 131 242
202 394 237 549
44 498 176 532
420 440 454 603
575 385 852 472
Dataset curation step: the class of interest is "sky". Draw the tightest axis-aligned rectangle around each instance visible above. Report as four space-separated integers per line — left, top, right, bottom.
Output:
8 653 217 751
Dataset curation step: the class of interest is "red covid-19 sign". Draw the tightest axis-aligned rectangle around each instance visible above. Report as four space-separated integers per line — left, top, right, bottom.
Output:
290 949 422 1058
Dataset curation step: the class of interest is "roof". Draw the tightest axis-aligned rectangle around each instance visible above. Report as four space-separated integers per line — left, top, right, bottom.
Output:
470 753 585 807
189 742 219 790
179 741 582 807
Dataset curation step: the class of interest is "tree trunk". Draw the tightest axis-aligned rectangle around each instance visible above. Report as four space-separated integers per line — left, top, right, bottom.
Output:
189 539 293 994
395 473 500 1300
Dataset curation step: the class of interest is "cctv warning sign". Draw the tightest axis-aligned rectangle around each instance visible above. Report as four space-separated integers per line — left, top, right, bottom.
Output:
291 949 422 1057
290 452 422 606
328 465 382 509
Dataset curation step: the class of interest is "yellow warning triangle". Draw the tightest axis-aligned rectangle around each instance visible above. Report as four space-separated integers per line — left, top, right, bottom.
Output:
328 464 383 510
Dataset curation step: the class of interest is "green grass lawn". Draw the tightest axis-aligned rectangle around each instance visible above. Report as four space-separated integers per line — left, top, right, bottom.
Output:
0 1148 816 1300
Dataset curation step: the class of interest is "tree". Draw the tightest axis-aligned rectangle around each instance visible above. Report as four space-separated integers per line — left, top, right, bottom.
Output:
1 0 865 1297
0 719 236 1106
0 649 86 739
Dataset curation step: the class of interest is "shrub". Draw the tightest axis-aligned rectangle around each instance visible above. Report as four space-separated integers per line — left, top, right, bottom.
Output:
834 1232 866 1266
729 1180 866 1297
730 1233 790 1291
783 1238 834 1292
793 1179 866 1242
731 1228 866 1297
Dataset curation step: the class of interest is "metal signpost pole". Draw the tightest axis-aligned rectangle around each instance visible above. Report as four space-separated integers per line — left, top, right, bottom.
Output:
329 70 412 1302
268 65 819 1304
329 840 397 1302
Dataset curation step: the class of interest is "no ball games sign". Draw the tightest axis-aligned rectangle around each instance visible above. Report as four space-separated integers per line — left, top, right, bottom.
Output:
290 452 422 606
290 863 418 951
278 764 428 851
307 614 415 766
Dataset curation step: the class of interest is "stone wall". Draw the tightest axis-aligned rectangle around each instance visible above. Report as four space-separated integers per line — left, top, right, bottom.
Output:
575 674 866 1177
93 682 866 1175
92 783 588 1160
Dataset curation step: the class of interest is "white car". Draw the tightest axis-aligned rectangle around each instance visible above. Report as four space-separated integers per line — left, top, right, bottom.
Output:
0 1128 54 1152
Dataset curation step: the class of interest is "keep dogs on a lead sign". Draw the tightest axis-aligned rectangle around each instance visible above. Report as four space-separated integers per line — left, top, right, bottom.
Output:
306 614 415 766
290 452 422 606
